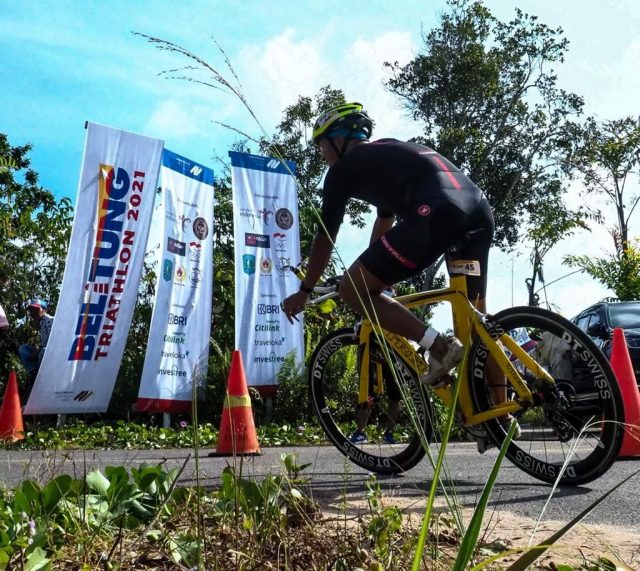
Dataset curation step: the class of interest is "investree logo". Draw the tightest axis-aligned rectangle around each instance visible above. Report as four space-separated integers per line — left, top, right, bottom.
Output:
158 367 187 377
254 352 286 364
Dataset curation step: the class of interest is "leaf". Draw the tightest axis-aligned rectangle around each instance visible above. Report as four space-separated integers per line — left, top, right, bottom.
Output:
24 547 50 571
454 420 517 570
42 475 73 512
85 470 110 497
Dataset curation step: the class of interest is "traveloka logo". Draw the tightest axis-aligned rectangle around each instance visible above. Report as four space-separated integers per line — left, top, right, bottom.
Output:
162 259 173 281
266 159 280 169
243 254 256 275
190 165 203 176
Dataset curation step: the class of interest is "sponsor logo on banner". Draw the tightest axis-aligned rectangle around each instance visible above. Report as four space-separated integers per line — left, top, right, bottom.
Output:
254 351 286 364
189 241 201 262
275 256 291 277
162 259 173 281
68 164 147 362
254 337 285 346
245 233 270 248
260 257 272 274
168 313 188 326
260 292 277 299
255 319 280 332
257 303 279 315
275 208 293 230
167 237 186 256
161 349 189 359
73 390 94 402
243 254 256 275
272 232 287 252
164 332 186 344
193 217 209 239
240 208 273 228
180 215 192 233
175 265 187 283
158 365 187 377
190 267 201 287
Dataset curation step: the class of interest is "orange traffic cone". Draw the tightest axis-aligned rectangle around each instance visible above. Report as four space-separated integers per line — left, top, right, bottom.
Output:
610 328 640 457
0 371 25 442
210 350 261 456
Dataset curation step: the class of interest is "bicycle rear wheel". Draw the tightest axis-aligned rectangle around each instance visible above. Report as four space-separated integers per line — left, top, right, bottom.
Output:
308 327 432 474
469 306 624 485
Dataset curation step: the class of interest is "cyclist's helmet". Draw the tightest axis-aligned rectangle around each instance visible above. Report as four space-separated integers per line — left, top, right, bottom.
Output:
312 102 374 144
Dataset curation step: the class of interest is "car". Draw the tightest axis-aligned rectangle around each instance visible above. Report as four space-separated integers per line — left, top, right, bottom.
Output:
572 298 640 389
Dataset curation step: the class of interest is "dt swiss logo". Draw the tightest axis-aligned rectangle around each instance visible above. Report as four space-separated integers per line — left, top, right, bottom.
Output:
417 204 431 216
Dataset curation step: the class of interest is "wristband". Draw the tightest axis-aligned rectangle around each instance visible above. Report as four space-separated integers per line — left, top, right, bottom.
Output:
299 283 313 294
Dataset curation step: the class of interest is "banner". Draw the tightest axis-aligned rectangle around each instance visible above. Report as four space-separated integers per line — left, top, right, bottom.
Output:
24 122 163 414
135 150 214 413
230 151 303 388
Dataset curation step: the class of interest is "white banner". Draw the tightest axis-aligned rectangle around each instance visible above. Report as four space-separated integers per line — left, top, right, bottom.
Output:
25 122 163 414
230 151 304 388
136 150 214 413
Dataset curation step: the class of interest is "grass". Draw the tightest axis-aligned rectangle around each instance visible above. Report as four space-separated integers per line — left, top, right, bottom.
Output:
0 452 635 570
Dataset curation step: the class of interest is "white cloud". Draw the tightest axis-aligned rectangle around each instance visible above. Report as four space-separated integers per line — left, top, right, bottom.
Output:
144 99 206 140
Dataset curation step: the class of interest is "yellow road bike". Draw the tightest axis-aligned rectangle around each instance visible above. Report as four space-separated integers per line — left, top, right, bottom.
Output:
300 249 625 486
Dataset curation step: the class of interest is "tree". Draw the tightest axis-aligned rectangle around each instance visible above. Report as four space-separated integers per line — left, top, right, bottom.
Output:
563 116 640 299
0 134 73 382
524 191 596 306
385 0 585 250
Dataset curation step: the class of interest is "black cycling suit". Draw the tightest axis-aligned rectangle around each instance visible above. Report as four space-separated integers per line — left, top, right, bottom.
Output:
320 138 494 300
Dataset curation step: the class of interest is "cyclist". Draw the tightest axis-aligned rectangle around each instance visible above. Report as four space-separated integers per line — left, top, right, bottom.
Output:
282 102 509 436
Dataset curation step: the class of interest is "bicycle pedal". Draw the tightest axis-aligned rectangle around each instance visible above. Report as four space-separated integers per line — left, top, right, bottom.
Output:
476 437 494 454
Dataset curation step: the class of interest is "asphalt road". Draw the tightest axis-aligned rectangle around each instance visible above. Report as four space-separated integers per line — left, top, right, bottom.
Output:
0 443 638 533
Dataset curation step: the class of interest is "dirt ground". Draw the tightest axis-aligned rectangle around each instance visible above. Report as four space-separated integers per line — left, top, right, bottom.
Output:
316 492 640 569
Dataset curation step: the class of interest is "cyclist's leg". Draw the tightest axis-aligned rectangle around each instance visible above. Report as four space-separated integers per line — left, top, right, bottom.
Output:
453 199 510 423
340 207 463 351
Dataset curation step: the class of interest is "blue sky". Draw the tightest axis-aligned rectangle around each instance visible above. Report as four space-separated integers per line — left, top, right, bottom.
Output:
1 0 639 322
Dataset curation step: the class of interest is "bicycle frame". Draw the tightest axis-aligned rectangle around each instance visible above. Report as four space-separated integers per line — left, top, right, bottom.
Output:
358 274 556 427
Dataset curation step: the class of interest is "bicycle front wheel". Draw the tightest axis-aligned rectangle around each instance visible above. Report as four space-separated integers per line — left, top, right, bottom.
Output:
308 327 432 474
469 306 624 486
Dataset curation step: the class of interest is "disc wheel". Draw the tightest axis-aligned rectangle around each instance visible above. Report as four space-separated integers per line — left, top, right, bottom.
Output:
308 327 432 474
469 306 624 485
